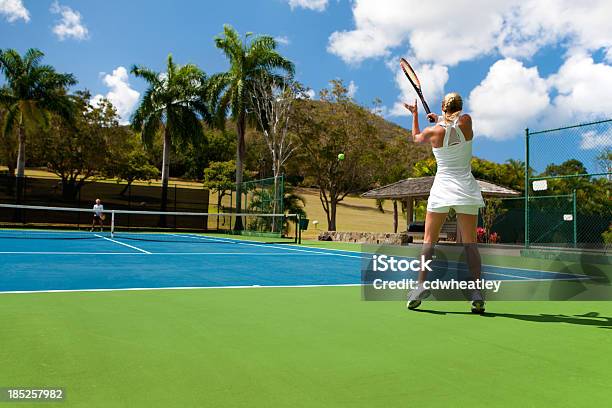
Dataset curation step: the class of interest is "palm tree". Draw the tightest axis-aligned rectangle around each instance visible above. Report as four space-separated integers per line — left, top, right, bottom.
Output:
209 25 294 229
283 187 306 219
505 158 525 191
0 48 76 201
0 105 17 177
131 54 213 215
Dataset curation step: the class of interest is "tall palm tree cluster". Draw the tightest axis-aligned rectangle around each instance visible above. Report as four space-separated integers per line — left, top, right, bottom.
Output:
0 25 294 227
0 49 76 200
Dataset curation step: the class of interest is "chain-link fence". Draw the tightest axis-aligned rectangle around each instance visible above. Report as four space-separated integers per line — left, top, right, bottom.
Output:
484 194 578 246
525 119 611 248
241 175 285 234
242 175 284 215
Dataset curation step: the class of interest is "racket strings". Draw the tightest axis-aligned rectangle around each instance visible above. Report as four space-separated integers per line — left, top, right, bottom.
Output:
400 62 421 88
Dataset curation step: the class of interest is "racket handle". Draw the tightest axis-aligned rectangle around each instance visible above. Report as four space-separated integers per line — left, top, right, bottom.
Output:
422 100 435 122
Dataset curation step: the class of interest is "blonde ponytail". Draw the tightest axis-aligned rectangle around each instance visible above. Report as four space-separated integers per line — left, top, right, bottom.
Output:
442 92 463 123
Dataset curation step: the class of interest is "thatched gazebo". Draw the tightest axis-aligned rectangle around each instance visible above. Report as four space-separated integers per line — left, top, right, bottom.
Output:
362 176 520 233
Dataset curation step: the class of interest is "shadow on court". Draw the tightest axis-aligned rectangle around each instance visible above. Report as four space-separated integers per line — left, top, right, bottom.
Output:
414 309 612 329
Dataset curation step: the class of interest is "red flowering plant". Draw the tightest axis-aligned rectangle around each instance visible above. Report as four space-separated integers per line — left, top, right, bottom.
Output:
476 227 486 243
476 227 501 243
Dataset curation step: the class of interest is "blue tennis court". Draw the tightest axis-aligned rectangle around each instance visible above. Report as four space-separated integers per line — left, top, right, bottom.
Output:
0 229 592 293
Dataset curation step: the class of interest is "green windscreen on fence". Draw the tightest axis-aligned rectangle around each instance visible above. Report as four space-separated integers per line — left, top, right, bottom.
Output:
525 119 611 248
0 175 210 213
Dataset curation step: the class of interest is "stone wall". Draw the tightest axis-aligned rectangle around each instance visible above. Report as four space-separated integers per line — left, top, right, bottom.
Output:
318 231 410 245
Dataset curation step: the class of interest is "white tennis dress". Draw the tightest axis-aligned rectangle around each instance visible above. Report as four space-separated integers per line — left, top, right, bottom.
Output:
427 113 485 213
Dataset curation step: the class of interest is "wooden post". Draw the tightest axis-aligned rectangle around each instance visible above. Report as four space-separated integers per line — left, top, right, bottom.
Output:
393 200 398 233
406 198 414 224
405 198 414 232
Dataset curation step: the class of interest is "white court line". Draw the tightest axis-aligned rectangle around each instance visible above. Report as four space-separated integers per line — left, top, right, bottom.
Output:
0 283 362 295
498 277 594 281
147 252 350 256
481 271 533 280
496 267 593 278
1 231 593 282
179 234 363 259
0 248 589 282
181 234 596 277
0 276 597 295
0 252 147 255
95 234 151 254
171 233 366 255
0 230 96 236
2 230 598 278
167 233 240 244
0 251 346 256
451 261 592 278
295 243 599 279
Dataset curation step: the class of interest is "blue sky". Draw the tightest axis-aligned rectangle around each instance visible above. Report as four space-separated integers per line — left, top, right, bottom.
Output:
2 0 612 171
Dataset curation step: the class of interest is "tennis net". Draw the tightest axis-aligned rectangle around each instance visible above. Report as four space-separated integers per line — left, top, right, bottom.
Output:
0 203 301 244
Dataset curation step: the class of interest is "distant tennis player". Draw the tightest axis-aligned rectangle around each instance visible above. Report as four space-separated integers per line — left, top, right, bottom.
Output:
91 198 105 232
404 93 486 313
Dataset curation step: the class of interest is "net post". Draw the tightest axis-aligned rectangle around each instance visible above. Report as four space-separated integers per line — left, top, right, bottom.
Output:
524 128 530 249
572 189 577 248
111 210 115 238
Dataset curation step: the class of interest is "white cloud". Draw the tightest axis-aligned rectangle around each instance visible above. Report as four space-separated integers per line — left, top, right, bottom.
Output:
91 67 140 125
0 0 29 22
50 1 89 41
548 53 612 123
305 89 316 99
328 0 509 66
496 1 612 63
347 80 358 98
579 130 612 150
294 86 316 100
287 0 328 12
327 0 612 138
371 104 388 117
466 54 612 140
274 35 290 46
328 28 395 65
390 61 448 117
328 0 612 66
468 58 549 140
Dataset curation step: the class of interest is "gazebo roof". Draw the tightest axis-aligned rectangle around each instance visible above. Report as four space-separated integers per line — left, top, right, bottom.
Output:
361 176 520 200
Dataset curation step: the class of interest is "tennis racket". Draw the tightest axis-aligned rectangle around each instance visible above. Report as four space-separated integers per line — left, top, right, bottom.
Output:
400 58 435 123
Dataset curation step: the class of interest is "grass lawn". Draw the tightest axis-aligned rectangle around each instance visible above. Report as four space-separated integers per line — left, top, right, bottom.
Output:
1 287 610 407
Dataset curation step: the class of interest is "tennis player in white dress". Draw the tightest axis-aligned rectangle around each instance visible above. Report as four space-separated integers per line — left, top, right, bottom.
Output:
404 93 486 313
91 198 105 232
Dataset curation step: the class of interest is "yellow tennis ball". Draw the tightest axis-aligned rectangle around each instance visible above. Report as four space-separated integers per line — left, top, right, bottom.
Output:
338 153 345 161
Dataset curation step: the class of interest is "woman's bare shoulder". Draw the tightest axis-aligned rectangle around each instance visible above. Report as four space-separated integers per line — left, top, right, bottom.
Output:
458 113 473 140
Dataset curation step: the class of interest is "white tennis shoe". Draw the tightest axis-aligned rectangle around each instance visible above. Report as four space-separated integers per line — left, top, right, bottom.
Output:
470 289 485 314
407 284 431 310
